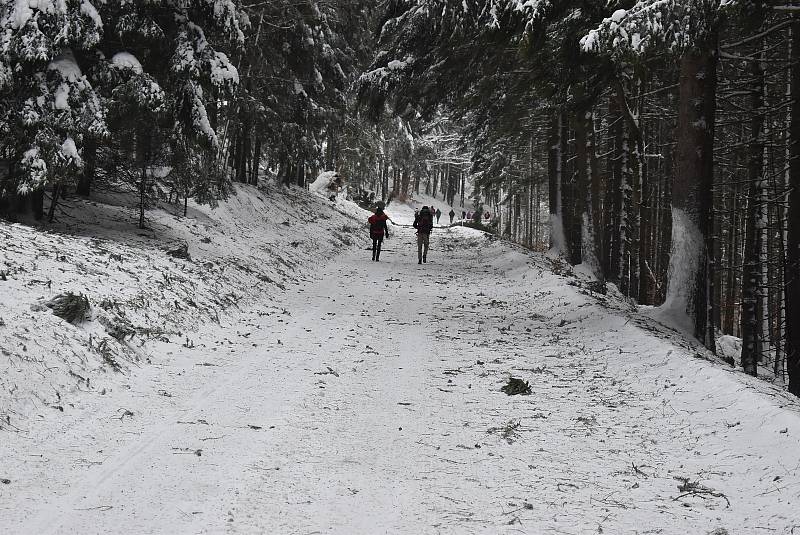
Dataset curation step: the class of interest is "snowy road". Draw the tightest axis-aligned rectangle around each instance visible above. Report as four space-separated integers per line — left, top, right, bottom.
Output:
2 221 800 534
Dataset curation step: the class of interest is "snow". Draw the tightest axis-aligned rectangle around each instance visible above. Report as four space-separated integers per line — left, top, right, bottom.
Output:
549 213 567 257
1 187 799 533
47 51 85 110
653 208 704 335
17 146 46 193
185 82 216 145
60 136 80 164
209 51 239 87
79 0 102 29
110 51 143 74
10 0 62 29
387 59 406 70
717 334 742 366
308 170 339 195
53 83 70 110
48 51 82 82
580 212 601 279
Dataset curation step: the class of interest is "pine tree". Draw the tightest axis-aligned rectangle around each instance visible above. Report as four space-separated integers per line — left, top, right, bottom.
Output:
0 0 106 217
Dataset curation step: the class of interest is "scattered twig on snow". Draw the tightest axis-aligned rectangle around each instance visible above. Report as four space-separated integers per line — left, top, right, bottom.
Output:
673 477 731 507
503 502 534 516
75 505 113 512
631 462 651 478
590 492 630 509
114 408 134 420
314 366 339 377
488 420 522 444
171 447 202 457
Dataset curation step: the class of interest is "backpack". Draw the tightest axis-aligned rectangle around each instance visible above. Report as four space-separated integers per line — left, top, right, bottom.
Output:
417 211 433 233
369 214 386 237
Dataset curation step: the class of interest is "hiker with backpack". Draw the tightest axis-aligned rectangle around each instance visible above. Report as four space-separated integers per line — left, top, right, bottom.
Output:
368 207 391 262
413 205 434 264
448 209 455 224
435 208 442 223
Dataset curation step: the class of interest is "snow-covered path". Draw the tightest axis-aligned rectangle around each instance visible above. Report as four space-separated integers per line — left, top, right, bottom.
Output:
3 221 800 534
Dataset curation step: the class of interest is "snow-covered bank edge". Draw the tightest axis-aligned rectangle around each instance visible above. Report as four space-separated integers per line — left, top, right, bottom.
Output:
483 226 800 411
0 184 368 431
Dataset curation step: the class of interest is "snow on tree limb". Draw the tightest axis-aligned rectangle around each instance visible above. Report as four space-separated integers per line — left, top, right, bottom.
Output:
581 0 737 58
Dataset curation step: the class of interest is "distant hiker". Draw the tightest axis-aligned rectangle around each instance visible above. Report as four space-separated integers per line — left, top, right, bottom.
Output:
449 209 455 224
484 211 491 220
435 208 442 223
327 173 343 201
413 205 434 264
368 207 390 262
467 211 472 220
461 210 466 220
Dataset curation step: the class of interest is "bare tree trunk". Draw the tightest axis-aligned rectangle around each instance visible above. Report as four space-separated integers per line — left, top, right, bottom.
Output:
76 136 95 196
664 42 718 352
31 189 44 221
47 183 60 223
574 105 598 273
460 170 465 208
251 137 261 185
741 55 766 376
786 17 800 396
548 110 568 255
382 158 389 201
606 99 622 283
401 167 410 196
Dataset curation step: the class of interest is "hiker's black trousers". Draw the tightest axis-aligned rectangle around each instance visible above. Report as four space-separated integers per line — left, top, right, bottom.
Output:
372 237 383 260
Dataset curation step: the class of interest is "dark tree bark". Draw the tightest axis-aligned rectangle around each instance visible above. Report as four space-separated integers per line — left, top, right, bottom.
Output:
723 183 740 335
76 136 96 197
741 56 766 376
31 189 44 221
574 104 602 273
548 110 569 255
296 158 306 188
251 137 261 185
445 163 457 207
606 99 622 282
401 167 410 196
667 41 718 352
47 184 60 223
786 18 800 396
459 169 465 208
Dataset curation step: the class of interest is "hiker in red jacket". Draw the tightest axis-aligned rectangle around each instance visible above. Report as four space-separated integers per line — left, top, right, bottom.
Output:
413 205 434 264
368 207 391 261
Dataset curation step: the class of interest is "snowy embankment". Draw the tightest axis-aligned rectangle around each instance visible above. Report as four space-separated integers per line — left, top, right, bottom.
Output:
0 185 367 431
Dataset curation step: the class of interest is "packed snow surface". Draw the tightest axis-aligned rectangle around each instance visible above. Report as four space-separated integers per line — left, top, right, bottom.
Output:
1 187 799 534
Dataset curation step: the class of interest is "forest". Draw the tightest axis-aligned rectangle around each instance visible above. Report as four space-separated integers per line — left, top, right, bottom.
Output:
0 0 798 398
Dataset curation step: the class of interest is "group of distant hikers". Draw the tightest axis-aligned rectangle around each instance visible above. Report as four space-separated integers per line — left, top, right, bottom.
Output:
367 203 495 264
368 205 435 264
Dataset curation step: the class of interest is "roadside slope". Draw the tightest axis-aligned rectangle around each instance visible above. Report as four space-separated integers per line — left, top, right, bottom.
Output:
0 184 367 431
